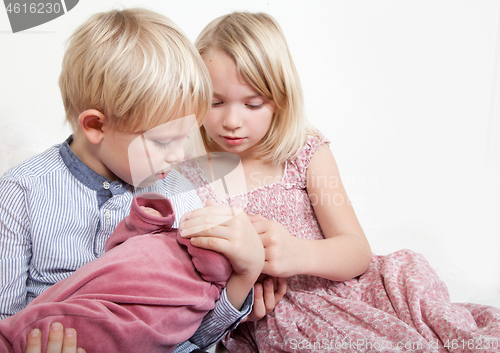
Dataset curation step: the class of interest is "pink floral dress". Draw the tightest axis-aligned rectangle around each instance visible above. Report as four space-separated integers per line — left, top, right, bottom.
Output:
181 135 500 353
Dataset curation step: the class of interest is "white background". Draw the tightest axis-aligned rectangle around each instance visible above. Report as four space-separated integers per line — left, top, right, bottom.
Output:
0 0 499 307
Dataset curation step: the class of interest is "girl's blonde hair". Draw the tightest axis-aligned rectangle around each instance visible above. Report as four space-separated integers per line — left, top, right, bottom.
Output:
60 8 211 133
195 12 319 165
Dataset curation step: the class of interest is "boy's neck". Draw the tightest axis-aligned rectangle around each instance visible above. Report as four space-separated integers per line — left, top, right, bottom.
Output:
70 132 116 182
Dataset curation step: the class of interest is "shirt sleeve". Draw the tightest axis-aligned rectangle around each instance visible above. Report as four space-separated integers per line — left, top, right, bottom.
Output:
0 176 31 318
172 288 254 352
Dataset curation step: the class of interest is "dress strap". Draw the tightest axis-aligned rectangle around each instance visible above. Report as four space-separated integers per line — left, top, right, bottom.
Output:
179 158 219 206
283 134 331 189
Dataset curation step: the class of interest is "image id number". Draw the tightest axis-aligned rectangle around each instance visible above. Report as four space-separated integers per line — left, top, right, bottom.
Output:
6 2 62 14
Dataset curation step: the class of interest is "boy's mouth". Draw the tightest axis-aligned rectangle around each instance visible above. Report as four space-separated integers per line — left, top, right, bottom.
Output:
222 136 245 146
155 168 172 179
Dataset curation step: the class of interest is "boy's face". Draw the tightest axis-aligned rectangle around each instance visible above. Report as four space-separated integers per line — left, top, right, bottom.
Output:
101 115 198 188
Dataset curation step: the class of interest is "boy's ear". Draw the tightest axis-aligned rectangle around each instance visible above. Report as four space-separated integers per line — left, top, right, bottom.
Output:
78 109 106 145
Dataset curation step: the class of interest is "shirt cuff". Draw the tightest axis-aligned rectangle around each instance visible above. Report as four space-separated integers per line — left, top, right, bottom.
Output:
189 287 254 349
172 340 201 353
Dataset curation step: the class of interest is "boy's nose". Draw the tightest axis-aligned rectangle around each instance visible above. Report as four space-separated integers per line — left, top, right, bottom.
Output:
165 144 185 164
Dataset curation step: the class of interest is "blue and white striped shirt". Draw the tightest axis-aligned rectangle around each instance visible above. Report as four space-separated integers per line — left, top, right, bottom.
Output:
0 137 251 351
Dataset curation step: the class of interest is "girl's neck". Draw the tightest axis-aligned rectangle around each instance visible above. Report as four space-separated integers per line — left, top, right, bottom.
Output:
240 158 284 192
206 140 284 191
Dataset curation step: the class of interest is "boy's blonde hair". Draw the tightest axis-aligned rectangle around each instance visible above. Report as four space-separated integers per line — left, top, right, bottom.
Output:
195 12 319 165
60 8 211 133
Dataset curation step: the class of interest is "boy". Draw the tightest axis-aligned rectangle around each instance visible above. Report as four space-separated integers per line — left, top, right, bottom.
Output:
0 8 263 352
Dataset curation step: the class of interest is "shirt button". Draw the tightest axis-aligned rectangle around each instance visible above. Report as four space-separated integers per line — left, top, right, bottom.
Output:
104 211 111 219
103 181 110 190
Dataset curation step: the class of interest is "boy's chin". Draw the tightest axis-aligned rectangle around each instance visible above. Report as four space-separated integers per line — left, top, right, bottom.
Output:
135 180 156 188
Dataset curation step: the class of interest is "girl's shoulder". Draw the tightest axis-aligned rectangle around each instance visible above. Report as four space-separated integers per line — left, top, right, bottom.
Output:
284 133 330 188
291 133 331 171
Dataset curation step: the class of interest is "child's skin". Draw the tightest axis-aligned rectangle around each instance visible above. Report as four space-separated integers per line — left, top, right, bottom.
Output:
20 111 266 353
25 324 84 353
179 49 372 285
4 9 270 352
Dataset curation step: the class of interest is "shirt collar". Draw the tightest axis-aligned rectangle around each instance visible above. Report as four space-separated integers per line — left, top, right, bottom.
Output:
59 136 130 205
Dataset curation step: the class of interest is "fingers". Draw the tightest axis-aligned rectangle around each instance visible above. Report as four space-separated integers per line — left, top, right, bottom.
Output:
63 329 86 353
179 205 245 238
247 214 267 223
262 278 278 313
242 283 265 323
24 323 86 353
180 215 234 238
60 329 77 353
188 234 231 255
25 329 42 353
261 277 286 313
205 199 218 207
180 203 241 224
243 277 287 323
46 322 64 353
274 277 287 302
254 282 268 315
140 206 162 217
251 217 280 236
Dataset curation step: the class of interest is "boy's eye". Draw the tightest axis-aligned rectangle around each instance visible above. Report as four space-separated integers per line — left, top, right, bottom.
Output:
153 140 171 149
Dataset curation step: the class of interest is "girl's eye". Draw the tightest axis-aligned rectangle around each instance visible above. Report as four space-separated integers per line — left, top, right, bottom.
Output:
246 103 264 110
212 101 223 107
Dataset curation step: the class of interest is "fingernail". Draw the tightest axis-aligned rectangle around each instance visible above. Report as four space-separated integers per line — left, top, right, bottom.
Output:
65 328 75 337
51 322 62 331
265 280 272 287
30 329 40 337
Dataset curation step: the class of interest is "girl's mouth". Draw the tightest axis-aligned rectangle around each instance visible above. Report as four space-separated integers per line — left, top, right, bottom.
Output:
223 136 245 146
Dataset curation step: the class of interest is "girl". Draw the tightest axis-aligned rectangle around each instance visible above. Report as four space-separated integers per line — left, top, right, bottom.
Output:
179 11 500 353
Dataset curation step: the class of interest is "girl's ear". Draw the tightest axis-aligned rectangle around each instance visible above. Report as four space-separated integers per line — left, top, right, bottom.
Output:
78 109 106 145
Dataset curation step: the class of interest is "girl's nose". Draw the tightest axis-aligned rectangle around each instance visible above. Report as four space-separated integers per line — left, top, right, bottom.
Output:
222 106 243 130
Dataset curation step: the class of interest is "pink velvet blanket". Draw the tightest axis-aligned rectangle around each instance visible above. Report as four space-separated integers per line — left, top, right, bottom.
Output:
224 249 500 353
0 193 232 353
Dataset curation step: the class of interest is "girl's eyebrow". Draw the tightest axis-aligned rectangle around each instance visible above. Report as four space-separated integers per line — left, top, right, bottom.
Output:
213 92 262 99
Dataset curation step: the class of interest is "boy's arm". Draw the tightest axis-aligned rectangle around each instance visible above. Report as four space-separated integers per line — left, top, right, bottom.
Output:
179 287 253 351
0 177 31 318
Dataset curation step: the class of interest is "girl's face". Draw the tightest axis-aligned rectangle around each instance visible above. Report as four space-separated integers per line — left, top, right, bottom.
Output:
202 50 275 160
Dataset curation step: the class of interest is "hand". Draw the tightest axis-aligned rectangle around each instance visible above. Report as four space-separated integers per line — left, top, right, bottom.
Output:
250 215 303 278
180 200 264 277
140 206 162 217
179 200 265 309
243 276 287 323
25 322 86 353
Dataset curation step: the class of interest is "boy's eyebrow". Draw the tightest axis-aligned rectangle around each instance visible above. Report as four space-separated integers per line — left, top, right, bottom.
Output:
145 130 187 141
